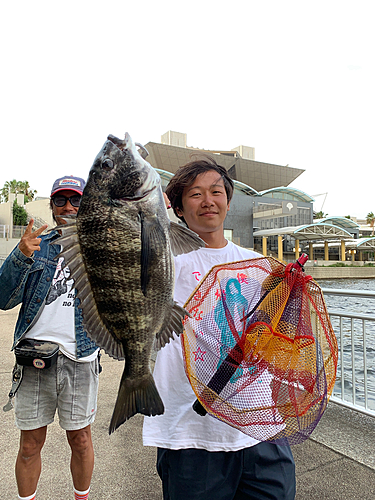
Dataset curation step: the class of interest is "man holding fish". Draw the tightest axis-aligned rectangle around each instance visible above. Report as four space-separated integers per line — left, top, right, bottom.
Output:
0 176 99 500
143 157 296 500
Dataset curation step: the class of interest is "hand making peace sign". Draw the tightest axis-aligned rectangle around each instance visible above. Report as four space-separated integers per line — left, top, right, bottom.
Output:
18 219 49 258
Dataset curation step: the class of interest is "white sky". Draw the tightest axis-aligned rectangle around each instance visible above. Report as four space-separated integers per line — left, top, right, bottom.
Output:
1 1 374 218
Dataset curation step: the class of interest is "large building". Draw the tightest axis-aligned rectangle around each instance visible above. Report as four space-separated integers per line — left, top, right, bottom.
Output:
147 131 304 192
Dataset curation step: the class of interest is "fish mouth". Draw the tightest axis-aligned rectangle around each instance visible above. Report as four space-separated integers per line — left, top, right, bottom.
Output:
107 134 128 150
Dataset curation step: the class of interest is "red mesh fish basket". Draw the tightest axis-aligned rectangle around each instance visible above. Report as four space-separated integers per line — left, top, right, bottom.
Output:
181 256 338 445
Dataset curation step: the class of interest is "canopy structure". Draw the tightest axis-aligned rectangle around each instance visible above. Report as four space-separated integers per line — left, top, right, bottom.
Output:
313 217 360 237
313 216 360 230
313 237 375 250
355 237 375 249
253 224 353 261
259 187 314 203
311 237 375 261
253 223 352 241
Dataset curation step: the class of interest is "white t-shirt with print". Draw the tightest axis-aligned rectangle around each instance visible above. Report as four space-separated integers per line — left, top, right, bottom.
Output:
143 241 266 452
25 257 98 362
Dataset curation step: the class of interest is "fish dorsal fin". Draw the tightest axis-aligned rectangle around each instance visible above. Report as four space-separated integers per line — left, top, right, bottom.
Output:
140 212 166 296
169 222 206 256
155 301 190 350
53 222 125 361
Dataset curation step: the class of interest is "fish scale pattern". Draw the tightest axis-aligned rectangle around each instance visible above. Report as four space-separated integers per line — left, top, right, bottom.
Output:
56 132 206 432
182 256 338 445
77 199 173 365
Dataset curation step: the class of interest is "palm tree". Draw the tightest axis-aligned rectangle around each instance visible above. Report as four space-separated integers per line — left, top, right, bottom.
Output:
1 180 37 203
366 212 375 236
1 180 19 202
314 210 328 219
18 180 37 202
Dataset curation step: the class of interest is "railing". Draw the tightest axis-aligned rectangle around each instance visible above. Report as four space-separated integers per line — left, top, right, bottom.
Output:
12 225 27 239
322 287 375 418
0 224 28 239
0 224 10 238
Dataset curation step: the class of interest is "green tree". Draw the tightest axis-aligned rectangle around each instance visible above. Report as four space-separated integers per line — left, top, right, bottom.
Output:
366 212 375 236
1 179 37 203
1 179 18 202
313 210 328 219
12 200 28 226
18 180 37 202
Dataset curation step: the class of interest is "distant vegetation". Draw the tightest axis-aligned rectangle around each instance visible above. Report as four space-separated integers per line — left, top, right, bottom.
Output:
12 200 28 226
1 179 37 203
313 210 328 219
366 212 375 236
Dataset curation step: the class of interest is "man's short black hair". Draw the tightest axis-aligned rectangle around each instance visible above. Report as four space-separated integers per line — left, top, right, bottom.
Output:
165 156 234 223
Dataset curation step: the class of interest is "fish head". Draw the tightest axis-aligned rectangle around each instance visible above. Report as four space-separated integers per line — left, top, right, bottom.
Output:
85 132 160 203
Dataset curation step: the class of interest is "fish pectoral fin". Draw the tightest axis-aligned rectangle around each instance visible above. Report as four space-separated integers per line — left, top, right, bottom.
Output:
140 212 166 296
109 372 164 434
169 222 206 256
155 302 190 349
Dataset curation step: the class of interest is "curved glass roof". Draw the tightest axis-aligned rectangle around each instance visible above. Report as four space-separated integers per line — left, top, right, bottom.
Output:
314 216 360 230
313 238 375 250
253 223 353 241
259 187 314 203
231 179 259 196
356 237 375 249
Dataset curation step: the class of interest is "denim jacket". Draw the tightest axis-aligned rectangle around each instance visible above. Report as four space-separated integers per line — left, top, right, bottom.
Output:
0 230 98 358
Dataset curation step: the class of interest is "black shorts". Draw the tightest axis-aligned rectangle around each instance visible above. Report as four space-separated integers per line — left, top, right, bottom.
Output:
157 442 296 500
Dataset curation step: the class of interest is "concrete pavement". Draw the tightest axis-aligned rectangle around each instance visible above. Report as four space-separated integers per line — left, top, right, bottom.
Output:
1 306 375 499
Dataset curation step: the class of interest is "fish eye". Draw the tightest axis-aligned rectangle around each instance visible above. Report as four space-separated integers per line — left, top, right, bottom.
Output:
102 159 114 171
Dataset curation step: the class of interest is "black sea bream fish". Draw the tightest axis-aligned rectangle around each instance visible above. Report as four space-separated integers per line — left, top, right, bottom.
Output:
57 133 204 433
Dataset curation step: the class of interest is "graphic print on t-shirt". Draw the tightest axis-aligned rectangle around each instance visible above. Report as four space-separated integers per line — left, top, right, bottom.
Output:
45 257 75 306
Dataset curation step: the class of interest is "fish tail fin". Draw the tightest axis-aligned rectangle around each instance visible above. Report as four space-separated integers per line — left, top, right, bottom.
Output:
109 371 164 434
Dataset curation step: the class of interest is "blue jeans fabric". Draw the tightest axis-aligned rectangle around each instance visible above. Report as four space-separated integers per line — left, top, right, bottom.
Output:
157 443 296 500
0 230 97 358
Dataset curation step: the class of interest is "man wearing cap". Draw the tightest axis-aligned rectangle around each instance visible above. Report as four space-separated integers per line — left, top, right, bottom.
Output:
0 176 99 500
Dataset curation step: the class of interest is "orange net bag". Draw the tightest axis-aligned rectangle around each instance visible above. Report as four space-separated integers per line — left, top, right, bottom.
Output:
181 255 338 445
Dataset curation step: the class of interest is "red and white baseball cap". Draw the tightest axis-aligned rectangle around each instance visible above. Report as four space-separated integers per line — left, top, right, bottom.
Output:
51 176 86 197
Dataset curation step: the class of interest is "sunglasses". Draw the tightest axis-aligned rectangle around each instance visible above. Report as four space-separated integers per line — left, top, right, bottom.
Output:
52 194 82 208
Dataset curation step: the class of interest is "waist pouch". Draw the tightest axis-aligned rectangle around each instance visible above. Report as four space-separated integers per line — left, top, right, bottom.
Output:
15 339 59 369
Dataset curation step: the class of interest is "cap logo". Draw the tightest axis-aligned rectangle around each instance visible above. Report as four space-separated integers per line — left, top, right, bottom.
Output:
59 179 81 187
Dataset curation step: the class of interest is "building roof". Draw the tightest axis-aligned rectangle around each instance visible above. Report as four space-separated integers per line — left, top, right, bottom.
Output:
253 223 353 241
314 216 360 230
145 142 304 192
259 187 314 203
354 237 375 249
311 238 375 250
